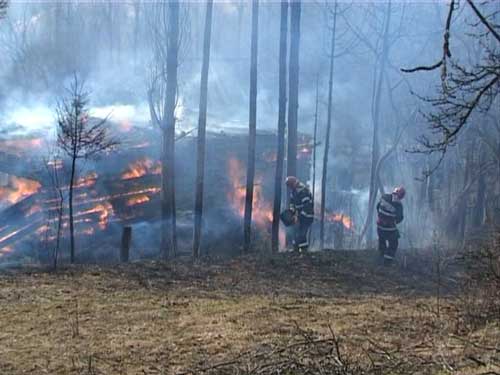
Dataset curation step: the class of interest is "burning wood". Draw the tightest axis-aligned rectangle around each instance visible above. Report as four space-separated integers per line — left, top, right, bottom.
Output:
0 176 41 206
121 158 161 180
126 194 150 206
75 172 98 188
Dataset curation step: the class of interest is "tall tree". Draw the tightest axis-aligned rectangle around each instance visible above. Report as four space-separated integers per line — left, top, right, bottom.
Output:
359 1 392 246
193 0 214 258
287 0 301 179
271 0 289 253
56 76 117 263
0 0 7 18
311 74 320 210
161 1 180 259
243 0 259 253
319 1 338 250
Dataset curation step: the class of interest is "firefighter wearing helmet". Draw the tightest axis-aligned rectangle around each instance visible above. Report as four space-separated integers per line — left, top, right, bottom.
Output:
285 176 314 253
376 186 405 264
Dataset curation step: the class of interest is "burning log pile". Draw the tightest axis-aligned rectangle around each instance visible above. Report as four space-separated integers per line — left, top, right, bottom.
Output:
0 125 313 260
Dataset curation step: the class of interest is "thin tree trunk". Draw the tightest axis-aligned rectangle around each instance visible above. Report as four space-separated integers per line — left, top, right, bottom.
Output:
161 0 179 259
244 0 259 253
310 74 319 245
271 0 288 253
133 1 141 66
359 1 392 247
69 153 77 263
287 0 301 179
319 2 338 251
193 0 214 258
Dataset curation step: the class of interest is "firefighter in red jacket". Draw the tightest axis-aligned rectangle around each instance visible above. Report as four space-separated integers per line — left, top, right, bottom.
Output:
376 186 405 264
286 176 314 253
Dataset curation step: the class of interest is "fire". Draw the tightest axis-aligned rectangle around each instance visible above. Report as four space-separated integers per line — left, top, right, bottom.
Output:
0 246 13 257
126 194 150 206
26 204 42 216
78 202 114 230
119 120 132 132
75 172 98 188
0 176 41 205
326 212 353 230
35 225 50 235
121 158 162 180
227 158 274 228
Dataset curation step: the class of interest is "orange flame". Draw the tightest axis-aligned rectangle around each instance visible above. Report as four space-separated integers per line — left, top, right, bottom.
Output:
227 158 274 228
0 246 13 256
326 213 353 230
121 158 161 180
75 172 98 188
0 176 41 205
26 204 42 216
79 202 114 230
126 194 150 206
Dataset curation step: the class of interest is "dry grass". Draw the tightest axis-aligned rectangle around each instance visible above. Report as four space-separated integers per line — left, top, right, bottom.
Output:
0 250 498 374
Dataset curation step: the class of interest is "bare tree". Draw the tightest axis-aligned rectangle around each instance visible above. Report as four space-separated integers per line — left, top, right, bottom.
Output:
402 0 500 171
244 0 259 253
56 76 117 263
354 1 393 246
193 0 214 259
271 0 288 253
319 1 338 250
310 74 320 245
287 0 301 179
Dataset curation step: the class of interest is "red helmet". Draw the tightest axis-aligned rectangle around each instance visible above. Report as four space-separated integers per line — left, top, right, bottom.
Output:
393 186 406 199
285 176 299 189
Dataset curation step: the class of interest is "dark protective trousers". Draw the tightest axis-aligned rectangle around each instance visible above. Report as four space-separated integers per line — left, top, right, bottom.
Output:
295 218 313 252
377 228 399 259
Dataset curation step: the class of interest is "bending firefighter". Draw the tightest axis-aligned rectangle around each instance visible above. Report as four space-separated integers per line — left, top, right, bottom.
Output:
376 186 405 264
286 176 314 252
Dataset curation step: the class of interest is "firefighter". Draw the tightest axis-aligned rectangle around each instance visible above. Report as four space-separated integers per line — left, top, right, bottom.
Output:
376 186 405 264
286 176 314 253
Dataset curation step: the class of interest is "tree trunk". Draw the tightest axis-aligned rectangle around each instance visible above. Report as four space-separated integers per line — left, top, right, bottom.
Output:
244 0 259 253
271 0 288 253
287 0 301 179
319 2 338 250
310 75 319 245
160 0 179 259
69 153 77 263
193 0 214 258
133 1 141 66
359 1 392 247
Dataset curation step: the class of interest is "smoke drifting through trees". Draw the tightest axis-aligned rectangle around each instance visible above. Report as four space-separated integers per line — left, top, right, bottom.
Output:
0 1 498 259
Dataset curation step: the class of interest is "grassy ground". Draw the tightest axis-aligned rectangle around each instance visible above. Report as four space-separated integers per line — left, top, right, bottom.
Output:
0 250 498 374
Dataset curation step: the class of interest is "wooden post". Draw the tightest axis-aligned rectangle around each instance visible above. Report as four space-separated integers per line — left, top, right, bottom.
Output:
121 226 132 263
